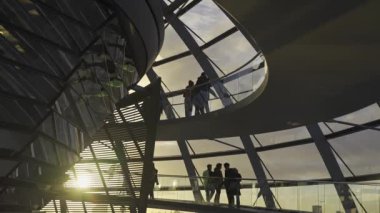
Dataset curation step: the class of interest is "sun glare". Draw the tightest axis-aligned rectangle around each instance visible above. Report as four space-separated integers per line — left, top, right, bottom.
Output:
75 174 91 188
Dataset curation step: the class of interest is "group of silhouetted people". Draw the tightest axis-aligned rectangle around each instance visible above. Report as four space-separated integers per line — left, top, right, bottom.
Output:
184 73 216 117
202 163 242 208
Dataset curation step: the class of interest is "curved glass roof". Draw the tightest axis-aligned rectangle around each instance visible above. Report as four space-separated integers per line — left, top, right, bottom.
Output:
0 0 379 212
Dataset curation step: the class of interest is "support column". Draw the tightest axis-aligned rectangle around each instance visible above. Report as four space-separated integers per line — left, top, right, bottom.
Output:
146 70 203 202
240 135 276 209
306 123 357 213
60 200 67 213
179 138 203 202
139 79 162 212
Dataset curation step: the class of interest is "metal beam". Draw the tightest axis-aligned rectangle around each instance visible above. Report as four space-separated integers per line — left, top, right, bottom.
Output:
153 27 238 67
104 127 137 201
71 168 88 213
175 0 202 17
89 144 115 213
328 119 380 132
240 135 276 209
178 138 204 202
164 0 189 15
306 123 357 213
164 4 232 106
138 79 162 213
146 69 203 202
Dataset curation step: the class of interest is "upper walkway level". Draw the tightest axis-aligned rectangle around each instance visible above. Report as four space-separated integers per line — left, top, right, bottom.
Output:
151 0 380 139
82 0 380 142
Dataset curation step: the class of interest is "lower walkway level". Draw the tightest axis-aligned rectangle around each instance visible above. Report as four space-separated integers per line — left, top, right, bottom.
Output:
44 191 309 213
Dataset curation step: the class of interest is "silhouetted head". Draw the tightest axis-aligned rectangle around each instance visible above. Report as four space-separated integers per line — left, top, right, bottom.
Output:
188 80 194 86
216 163 222 170
207 164 212 171
224 163 230 170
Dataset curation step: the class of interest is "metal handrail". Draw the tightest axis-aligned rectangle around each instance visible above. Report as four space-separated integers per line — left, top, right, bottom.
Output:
164 64 264 99
154 174 380 186
115 172 380 186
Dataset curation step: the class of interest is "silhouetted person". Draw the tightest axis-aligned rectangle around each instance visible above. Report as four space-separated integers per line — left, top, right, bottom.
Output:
230 168 242 208
224 162 234 207
202 164 215 202
196 73 211 113
149 164 159 199
213 163 223 204
193 76 204 115
184 80 194 117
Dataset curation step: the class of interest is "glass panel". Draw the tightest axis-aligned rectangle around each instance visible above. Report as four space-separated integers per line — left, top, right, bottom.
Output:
329 128 380 176
327 104 380 132
179 1 235 42
318 122 333 135
158 25 189 59
203 31 259 74
154 141 181 157
154 160 187 176
255 126 311 146
259 143 329 180
155 55 203 92
187 138 243 154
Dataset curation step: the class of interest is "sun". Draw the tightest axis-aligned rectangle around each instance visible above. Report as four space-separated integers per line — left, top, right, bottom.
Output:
75 174 92 189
